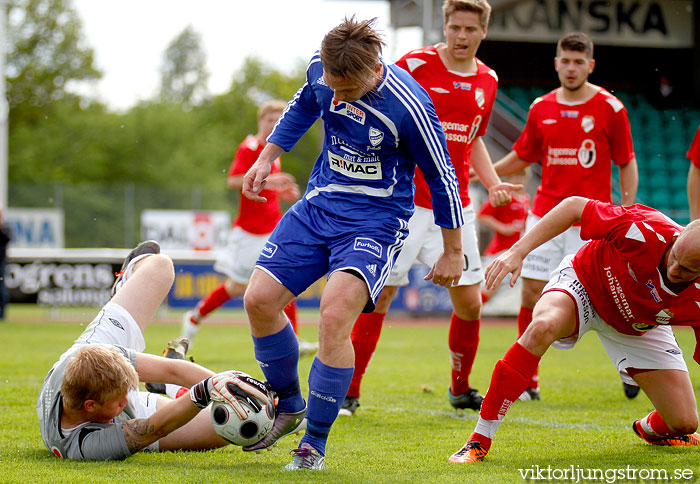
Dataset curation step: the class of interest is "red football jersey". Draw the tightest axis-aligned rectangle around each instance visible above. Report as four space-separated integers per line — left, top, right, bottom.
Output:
478 192 530 255
687 124 700 168
572 200 700 348
514 89 635 217
230 135 283 235
396 47 498 209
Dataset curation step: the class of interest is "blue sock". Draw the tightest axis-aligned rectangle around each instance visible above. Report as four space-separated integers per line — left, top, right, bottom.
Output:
252 323 305 413
301 358 354 456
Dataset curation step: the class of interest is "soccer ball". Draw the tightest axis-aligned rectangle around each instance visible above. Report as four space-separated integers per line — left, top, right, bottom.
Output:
210 394 275 446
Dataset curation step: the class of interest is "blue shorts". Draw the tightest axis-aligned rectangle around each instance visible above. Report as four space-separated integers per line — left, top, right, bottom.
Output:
255 200 409 312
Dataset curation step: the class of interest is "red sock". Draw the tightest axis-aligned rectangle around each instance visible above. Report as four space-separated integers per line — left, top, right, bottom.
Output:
283 300 299 334
196 283 231 319
469 432 492 451
480 342 541 421
644 411 674 437
517 306 533 337
448 314 480 395
347 311 386 398
517 306 538 388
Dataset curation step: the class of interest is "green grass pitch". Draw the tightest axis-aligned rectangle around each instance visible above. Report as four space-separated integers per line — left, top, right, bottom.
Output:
1 307 699 483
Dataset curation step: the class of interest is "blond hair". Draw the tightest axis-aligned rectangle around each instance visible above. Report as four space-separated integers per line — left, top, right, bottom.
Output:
320 16 385 94
61 345 138 411
443 0 492 29
257 100 287 120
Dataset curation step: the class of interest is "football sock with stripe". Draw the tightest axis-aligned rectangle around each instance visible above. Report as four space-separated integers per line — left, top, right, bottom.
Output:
477 342 541 439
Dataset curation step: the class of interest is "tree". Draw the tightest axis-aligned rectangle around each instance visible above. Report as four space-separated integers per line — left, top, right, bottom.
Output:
6 0 102 125
159 25 209 105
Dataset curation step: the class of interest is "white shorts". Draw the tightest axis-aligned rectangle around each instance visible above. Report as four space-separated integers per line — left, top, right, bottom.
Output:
521 213 588 281
544 256 688 385
386 205 482 287
214 226 271 284
75 301 146 352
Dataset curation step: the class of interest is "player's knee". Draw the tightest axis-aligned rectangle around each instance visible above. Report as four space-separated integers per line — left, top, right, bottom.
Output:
243 289 269 318
669 415 698 435
521 316 562 348
147 254 174 288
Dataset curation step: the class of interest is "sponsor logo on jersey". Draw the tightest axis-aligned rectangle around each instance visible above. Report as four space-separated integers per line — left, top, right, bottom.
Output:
354 237 382 258
330 100 366 125
578 139 596 168
430 87 450 94
109 318 124 330
646 280 661 303
665 348 682 355
366 264 377 276
260 241 278 258
475 88 485 108
581 115 595 133
543 119 557 124
655 308 673 325
369 127 384 147
560 110 579 118
316 76 327 86
453 81 471 91
328 152 381 180
604 265 634 322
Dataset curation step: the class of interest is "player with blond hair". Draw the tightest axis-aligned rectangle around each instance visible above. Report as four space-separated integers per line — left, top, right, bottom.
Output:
37 241 272 460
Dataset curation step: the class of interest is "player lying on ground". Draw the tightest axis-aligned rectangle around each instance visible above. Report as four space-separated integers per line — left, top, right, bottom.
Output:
36 241 272 460
449 196 700 463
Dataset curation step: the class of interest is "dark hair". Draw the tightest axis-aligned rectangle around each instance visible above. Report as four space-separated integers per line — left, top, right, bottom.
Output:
557 32 594 58
320 16 385 93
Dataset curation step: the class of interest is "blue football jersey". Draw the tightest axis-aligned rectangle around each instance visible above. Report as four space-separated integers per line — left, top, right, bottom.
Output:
268 52 463 229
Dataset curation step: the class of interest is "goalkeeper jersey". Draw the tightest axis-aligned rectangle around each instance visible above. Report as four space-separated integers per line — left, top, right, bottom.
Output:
268 53 463 230
36 343 139 460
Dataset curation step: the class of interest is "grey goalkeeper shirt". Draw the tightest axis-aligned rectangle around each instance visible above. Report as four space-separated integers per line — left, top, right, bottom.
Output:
36 343 140 460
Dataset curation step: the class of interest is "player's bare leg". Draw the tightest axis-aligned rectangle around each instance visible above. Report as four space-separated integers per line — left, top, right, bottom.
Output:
631 369 699 445
450 291 577 463
516 277 547 400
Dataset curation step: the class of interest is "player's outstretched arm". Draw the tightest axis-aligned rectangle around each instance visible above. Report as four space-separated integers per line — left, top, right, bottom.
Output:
135 353 214 388
484 196 588 290
242 143 285 202
120 372 270 455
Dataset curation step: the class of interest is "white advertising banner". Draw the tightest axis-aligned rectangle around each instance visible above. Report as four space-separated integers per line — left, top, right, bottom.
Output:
141 210 230 251
6 207 65 248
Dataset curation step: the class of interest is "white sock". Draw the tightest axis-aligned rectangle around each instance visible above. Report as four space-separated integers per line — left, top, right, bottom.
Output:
474 417 503 440
165 384 187 399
